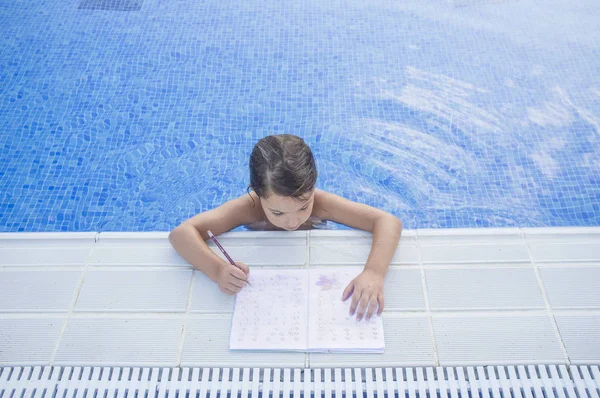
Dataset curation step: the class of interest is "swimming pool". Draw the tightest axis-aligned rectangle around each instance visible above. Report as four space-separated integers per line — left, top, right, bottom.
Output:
1 0 599 232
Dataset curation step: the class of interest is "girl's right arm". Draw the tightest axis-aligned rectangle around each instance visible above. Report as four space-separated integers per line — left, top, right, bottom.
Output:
168 194 261 294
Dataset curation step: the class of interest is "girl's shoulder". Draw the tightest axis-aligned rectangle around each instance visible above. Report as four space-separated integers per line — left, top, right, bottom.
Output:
237 190 265 221
312 188 394 232
311 188 334 218
179 191 265 236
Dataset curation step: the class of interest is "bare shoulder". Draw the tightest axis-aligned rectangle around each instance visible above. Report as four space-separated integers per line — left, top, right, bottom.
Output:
312 188 343 219
179 191 264 236
312 188 389 232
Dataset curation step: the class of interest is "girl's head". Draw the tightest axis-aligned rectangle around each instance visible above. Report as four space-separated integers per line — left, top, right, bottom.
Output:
249 134 318 230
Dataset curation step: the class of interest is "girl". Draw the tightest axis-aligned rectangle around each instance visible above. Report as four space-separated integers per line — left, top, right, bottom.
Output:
169 134 402 321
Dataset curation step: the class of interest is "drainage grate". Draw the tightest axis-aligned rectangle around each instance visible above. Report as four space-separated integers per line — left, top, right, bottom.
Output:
78 0 142 11
0 365 599 397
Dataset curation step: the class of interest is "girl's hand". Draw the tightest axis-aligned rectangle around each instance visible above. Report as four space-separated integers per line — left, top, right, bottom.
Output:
342 269 385 321
217 261 250 295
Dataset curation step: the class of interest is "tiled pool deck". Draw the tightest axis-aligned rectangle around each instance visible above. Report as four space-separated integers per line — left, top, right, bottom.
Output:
1 228 599 367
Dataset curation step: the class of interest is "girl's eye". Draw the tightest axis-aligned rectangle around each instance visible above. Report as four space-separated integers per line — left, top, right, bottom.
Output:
272 212 283 217
301 206 309 211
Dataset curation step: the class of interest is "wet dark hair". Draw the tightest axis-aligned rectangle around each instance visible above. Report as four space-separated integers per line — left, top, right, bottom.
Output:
248 134 317 201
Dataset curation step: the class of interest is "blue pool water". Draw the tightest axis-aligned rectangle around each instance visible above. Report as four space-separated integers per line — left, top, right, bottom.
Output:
1 0 599 232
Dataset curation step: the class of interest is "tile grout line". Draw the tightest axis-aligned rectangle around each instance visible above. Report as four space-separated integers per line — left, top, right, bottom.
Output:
416 232 440 366
305 231 310 369
521 228 571 365
176 269 196 367
305 231 310 270
25 312 197 318
9 307 596 318
49 232 99 364
421 263 537 269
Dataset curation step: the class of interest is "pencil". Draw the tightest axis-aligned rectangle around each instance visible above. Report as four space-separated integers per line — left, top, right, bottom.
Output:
207 230 252 286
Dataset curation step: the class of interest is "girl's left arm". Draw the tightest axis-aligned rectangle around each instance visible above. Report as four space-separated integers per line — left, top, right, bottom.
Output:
312 189 403 321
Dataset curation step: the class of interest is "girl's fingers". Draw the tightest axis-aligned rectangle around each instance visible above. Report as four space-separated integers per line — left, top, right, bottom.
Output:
365 297 378 320
228 281 242 292
228 273 246 289
342 282 354 301
229 268 249 286
230 266 248 280
235 261 250 275
377 294 385 315
356 295 370 321
221 286 236 295
349 290 362 316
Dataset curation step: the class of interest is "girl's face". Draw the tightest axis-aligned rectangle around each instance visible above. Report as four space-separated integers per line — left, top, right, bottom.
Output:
260 190 315 231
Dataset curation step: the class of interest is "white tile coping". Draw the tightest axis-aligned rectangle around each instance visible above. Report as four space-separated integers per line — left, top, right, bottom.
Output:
95 230 308 244
1 227 600 367
1 226 599 244
524 227 600 242
0 232 98 242
0 232 96 267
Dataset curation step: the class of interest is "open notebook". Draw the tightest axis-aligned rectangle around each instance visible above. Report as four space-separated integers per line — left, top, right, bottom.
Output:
230 266 384 353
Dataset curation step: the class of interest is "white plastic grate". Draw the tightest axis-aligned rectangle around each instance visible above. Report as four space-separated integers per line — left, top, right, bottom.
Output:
0 365 599 398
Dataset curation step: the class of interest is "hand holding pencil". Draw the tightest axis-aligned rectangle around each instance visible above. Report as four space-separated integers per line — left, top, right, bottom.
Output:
208 230 252 295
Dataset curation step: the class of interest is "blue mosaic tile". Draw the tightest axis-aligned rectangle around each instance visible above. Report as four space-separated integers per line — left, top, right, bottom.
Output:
0 0 599 232
78 0 142 12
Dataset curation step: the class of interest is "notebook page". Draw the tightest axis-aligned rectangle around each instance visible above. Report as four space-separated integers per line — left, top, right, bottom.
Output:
230 268 308 351
308 266 385 353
